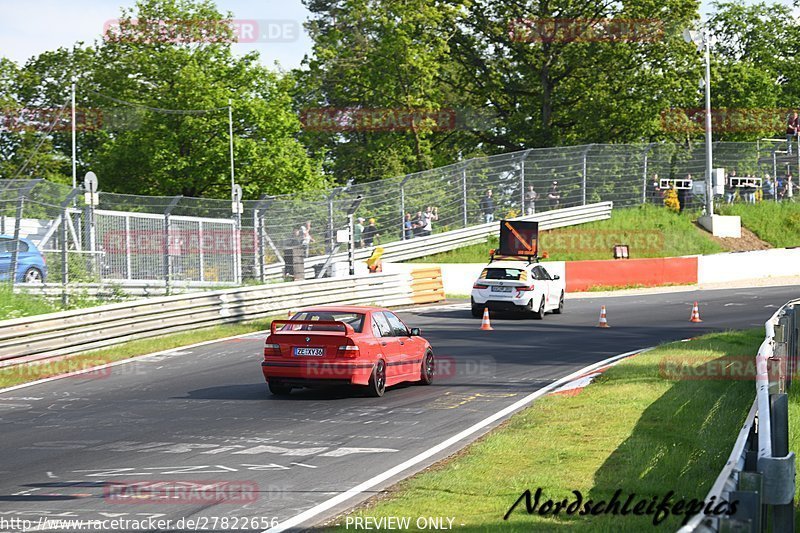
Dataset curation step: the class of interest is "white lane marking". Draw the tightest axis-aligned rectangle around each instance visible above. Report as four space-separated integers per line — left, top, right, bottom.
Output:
290 462 317 469
264 346 654 533
724 303 745 307
46 471 57 479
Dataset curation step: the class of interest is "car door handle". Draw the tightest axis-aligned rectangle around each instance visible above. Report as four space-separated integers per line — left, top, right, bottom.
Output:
398 341 404 346
381 341 387 346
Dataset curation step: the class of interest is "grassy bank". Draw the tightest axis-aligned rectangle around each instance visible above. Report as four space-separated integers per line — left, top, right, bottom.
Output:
0 319 273 389
410 205 724 263
0 285 59 320
718 202 800 248
331 329 761 532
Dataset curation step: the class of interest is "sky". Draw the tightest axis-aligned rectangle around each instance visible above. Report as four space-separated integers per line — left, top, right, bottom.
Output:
0 0 316 69
0 0 794 70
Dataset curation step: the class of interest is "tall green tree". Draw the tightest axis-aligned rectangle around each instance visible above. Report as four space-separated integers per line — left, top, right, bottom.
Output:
298 0 473 184
4 0 325 199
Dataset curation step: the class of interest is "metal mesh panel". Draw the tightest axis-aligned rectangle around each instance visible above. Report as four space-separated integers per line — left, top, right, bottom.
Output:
2 140 795 296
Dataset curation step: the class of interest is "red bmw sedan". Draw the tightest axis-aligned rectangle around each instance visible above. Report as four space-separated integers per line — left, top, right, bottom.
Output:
261 306 435 397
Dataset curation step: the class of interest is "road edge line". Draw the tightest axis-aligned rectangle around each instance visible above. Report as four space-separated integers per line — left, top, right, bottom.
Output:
264 345 655 533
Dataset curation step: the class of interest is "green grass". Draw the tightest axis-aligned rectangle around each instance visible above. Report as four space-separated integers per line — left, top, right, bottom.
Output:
410 205 724 263
718 201 800 248
0 284 59 320
0 318 273 389
330 329 761 532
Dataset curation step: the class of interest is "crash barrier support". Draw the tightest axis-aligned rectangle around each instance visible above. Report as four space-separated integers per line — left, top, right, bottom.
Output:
680 299 798 532
0 268 444 367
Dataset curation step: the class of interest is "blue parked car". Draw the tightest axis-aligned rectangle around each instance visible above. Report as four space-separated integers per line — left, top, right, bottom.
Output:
0 236 47 283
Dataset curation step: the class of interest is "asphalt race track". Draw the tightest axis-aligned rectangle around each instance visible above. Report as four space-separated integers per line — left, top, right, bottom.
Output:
1 286 798 532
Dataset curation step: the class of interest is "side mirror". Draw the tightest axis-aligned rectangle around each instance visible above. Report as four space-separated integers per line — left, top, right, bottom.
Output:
410 327 421 336
553 275 560 280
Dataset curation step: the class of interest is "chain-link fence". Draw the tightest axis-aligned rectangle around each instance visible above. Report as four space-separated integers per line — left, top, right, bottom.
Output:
1 140 795 299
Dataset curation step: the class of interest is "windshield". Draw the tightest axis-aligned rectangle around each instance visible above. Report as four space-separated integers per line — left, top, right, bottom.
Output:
483 268 524 281
284 311 365 333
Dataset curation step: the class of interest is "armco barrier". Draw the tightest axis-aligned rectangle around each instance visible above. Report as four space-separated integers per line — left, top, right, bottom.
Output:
680 299 798 532
564 256 698 291
0 267 444 366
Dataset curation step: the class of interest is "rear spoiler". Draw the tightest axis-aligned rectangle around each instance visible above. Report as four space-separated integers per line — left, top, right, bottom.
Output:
270 320 355 335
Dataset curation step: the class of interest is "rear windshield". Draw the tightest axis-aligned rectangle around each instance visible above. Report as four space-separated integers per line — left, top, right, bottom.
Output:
483 268 523 280
284 311 365 333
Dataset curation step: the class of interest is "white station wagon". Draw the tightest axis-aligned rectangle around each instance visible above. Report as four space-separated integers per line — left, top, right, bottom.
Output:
471 260 565 319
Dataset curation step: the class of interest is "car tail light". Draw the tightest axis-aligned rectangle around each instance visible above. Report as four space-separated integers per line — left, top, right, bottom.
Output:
473 283 489 290
337 344 360 358
264 343 282 358
518 285 535 291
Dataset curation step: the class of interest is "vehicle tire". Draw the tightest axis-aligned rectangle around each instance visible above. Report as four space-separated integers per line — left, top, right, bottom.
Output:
367 359 387 397
419 351 435 385
553 291 564 314
268 380 292 396
533 297 546 320
470 298 482 318
23 267 43 284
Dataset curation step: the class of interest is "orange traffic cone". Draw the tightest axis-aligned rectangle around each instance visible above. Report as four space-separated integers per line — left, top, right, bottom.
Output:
690 302 702 323
480 308 494 331
597 306 610 328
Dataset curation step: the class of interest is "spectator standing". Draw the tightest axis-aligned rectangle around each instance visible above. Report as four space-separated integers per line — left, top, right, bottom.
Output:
412 211 425 237
299 220 314 257
764 174 775 200
363 218 380 247
724 169 736 204
354 217 365 248
787 173 795 201
524 185 539 215
403 213 414 240
649 174 662 204
677 174 691 213
480 190 495 223
777 175 786 201
787 112 799 155
419 206 438 237
547 181 561 210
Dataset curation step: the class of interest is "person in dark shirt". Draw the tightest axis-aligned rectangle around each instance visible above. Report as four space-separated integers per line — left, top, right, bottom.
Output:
363 218 380 247
547 181 561 210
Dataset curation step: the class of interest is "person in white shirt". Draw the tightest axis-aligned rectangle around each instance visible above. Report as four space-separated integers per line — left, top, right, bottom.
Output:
419 206 438 237
299 220 314 257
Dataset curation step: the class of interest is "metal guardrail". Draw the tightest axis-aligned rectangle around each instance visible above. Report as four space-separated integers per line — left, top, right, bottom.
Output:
680 298 799 532
275 201 613 279
0 268 445 367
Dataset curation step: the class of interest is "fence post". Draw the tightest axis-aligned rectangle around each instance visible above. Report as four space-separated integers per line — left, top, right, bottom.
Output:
642 143 655 204
9 180 39 288
254 195 273 284
520 159 525 214
60 189 80 308
163 196 182 295
462 166 468 226
581 145 593 206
